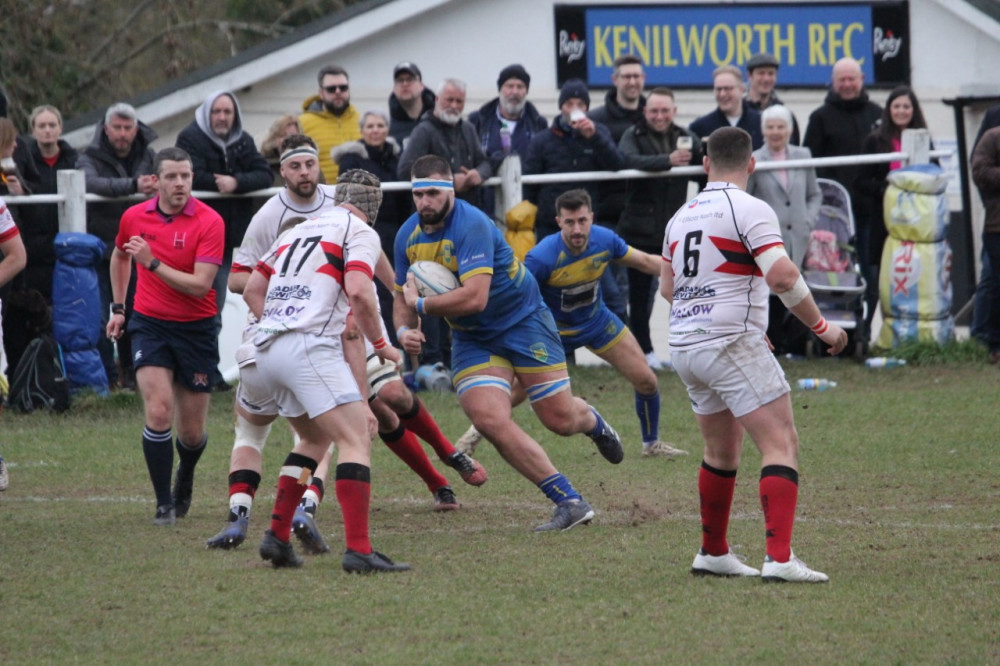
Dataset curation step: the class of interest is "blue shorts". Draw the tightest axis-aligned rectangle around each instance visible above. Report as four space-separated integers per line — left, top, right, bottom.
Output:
128 312 220 393
558 307 629 355
452 307 567 385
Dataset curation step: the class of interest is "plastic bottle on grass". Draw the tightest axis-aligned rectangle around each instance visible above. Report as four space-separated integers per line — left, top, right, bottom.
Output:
865 357 907 368
796 378 837 391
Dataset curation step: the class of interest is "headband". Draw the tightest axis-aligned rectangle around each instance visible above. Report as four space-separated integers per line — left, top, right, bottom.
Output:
411 178 454 190
279 146 319 165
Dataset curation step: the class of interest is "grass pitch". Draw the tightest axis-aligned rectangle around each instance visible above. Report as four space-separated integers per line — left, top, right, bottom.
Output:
1 359 998 664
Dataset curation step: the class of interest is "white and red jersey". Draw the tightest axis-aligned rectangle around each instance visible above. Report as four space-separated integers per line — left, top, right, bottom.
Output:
253 208 381 346
662 182 784 350
0 198 20 244
232 184 337 275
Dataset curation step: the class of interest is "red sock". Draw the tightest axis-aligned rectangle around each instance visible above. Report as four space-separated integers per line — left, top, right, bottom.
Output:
699 462 737 556
399 397 456 460
336 463 372 554
381 426 449 492
760 466 799 563
269 454 316 542
227 469 260 499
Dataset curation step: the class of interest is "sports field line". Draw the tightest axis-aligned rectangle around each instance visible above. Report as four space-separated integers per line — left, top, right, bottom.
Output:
4 494 998 532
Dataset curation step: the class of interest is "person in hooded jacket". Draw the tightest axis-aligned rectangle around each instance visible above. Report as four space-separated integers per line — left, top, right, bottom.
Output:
175 90 271 390
175 91 272 308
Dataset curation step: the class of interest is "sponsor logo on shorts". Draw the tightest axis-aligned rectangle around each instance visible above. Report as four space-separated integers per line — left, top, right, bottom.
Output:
529 342 549 363
193 373 208 387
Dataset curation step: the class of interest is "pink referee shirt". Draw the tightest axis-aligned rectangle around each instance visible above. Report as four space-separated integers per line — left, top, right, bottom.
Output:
116 195 224 322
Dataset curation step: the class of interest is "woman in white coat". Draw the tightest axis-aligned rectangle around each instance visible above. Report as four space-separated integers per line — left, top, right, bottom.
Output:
748 104 822 353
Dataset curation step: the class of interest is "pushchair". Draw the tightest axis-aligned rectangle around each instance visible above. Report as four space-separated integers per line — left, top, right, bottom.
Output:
800 178 868 359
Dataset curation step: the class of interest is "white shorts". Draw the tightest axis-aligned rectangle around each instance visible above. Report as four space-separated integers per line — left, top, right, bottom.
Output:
235 361 280 417
671 332 790 417
254 332 363 419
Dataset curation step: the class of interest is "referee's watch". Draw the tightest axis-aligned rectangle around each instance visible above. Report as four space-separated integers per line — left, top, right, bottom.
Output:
148 258 161 272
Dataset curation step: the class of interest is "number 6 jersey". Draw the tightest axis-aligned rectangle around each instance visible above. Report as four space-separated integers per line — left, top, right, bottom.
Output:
662 182 785 350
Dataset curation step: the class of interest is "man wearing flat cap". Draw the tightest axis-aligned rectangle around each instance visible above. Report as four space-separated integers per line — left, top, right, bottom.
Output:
388 61 436 149
744 52 800 144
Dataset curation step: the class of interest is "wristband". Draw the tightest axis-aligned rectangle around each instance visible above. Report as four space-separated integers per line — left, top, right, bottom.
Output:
148 258 161 272
396 325 409 340
810 317 829 336
111 303 125 316
415 297 426 316
373 337 389 350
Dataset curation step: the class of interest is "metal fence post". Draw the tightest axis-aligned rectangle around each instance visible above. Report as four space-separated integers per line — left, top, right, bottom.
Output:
57 169 87 233
901 128 931 165
494 155 523 225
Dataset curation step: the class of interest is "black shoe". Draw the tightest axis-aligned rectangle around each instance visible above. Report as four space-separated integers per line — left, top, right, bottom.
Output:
292 506 331 554
432 485 460 512
259 530 304 568
171 466 194 518
587 408 624 464
342 549 411 574
153 504 176 527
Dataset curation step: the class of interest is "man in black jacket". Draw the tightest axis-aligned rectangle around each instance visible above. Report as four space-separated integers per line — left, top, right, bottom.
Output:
619 88 701 370
77 103 158 389
175 90 272 389
689 65 763 150
388 62 436 149
802 57 882 192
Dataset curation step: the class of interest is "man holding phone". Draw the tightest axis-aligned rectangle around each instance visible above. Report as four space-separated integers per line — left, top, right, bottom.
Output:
618 87 702 371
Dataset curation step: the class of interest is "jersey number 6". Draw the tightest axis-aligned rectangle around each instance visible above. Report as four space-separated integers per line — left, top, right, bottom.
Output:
682 230 702 277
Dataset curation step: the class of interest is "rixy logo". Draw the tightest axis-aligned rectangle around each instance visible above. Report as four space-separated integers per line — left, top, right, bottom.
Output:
559 30 585 63
873 27 903 62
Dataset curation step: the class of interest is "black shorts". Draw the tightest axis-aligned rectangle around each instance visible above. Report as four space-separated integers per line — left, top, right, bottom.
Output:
128 312 219 393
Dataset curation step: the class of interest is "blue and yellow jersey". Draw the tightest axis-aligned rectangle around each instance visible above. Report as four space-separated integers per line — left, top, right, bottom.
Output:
524 225 632 330
394 199 545 333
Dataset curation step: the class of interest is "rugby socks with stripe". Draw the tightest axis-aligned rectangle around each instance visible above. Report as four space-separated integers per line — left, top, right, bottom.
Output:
760 465 799 563
300 478 323 516
380 424 449 492
269 453 317 543
398 396 456 460
336 462 372 555
142 426 174 508
538 473 582 504
699 461 738 556
227 469 261 520
635 390 660 444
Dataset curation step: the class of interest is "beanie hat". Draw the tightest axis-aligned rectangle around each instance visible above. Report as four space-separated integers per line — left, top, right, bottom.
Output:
558 78 590 108
497 64 531 90
334 169 383 224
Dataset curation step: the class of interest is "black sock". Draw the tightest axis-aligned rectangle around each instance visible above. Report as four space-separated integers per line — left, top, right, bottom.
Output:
175 434 207 475
142 426 173 507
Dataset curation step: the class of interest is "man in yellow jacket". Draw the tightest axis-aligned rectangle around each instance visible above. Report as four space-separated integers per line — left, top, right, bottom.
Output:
300 64 361 183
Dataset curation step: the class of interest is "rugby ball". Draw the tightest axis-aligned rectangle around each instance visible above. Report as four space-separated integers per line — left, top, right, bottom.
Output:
408 261 460 297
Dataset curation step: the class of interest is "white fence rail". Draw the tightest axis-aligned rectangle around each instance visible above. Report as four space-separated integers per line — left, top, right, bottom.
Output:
1 129 950 235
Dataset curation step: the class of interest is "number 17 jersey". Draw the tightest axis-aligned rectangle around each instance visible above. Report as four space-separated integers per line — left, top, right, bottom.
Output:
662 182 784 350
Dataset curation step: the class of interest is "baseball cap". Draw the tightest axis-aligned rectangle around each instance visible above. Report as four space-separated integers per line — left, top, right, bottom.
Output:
393 62 422 80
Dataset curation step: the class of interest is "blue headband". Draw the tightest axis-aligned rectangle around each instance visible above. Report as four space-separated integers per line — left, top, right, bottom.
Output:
411 178 454 190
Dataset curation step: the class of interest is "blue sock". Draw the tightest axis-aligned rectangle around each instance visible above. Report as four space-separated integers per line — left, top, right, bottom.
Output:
538 473 581 504
589 407 606 438
635 390 660 444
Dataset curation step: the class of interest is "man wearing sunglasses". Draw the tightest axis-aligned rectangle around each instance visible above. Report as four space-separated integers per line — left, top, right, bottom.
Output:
300 64 361 183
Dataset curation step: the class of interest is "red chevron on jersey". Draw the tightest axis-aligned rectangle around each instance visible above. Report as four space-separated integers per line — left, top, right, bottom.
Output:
711 236 761 276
